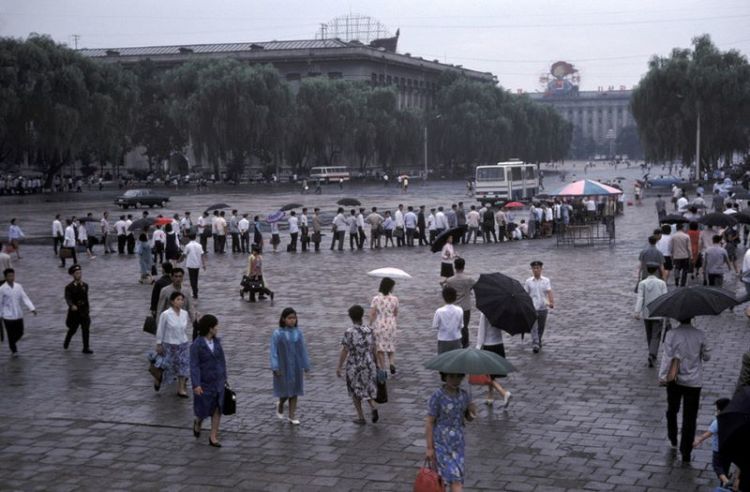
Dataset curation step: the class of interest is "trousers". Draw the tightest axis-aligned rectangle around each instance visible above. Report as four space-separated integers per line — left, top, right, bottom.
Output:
4 318 24 353
462 309 471 348
531 309 548 348
666 382 701 459
188 267 200 298
643 319 662 359
64 312 90 350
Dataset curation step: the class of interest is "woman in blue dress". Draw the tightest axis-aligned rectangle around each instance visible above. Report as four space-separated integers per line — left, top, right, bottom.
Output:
425 373 476 491
270 307 310 425
135 233 153 284
190 314 227 447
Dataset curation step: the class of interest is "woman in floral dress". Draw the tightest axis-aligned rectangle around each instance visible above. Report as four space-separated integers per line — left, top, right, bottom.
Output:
368 277 399 374
336 305 379 425
425 373 476 491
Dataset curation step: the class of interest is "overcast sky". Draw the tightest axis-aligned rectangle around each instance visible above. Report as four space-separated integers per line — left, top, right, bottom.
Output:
2 0 748 92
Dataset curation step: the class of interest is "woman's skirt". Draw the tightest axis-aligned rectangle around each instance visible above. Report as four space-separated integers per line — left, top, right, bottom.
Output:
440 262 455 278
162 342 190 385
481 343 507 379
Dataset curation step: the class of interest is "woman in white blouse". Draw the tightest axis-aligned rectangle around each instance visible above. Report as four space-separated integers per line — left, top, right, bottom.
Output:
475 313 512 407
439 235 457 284
156 291 190 397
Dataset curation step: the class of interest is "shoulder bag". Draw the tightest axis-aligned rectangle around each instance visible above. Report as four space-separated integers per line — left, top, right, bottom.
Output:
143 315 157 335
223 384 237 415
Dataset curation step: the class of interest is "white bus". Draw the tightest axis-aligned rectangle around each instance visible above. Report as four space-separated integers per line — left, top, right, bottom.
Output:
309 166 351 183
474 160 539 203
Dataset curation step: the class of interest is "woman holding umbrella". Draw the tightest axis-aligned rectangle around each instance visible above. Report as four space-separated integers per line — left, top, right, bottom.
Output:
369 277 399 374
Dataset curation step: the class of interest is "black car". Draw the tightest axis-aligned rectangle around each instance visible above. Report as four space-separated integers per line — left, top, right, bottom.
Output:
115 189 170 209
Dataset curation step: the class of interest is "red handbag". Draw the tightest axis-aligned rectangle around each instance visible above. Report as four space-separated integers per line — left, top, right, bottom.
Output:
468 374 492 386
414 458 443 492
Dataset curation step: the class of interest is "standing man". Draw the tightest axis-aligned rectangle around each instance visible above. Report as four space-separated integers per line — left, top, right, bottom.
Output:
356 208 366 250
287 211 299 252
495 206 508 242
394 204 405 247
446 204 458 230
456 202 467 244
427 208 437 244
125 215 135 254
60 219 78 268
180 212 193 241
482 205 497 243
0 268 36 356
404 206 417 247
150 262 173 315
466 205 480 244
215 211 227 254
659 317 711 463
181 234 206 299
366 207 384 249
445 258 476 348
63 265 93 354
229 210 241 253
524 261 554 353
331 208 347 251
634 264 668 367
52 214 64 256
435 207 448 236
312 208 322 252
417 205 428 246
0 242 11 281
197 211 208 252
238 213 250 254
300 208 309 252
100 212 114 254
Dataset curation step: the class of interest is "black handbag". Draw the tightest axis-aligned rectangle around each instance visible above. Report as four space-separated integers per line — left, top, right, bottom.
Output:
223 385 236 415
143 315 157 335
375 380 388 404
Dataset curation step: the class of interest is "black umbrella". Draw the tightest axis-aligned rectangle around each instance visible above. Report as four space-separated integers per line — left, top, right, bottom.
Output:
127 217 156 232
646 286 739 321
615 176 627 180
734 212 750 224
204 203 231 213
77 216 99 223
279 203 303 212
472 273 537 336
337 198 361 207
660 214 688 225
699 212 737 228
718 386 750 472
430 226 467 253
732 192 750 200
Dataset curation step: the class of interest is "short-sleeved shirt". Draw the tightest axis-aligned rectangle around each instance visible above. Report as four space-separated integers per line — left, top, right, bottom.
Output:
639 246 664 272
524 276 551 311
709 418 719 452
704 245 729 275
183 241 204 269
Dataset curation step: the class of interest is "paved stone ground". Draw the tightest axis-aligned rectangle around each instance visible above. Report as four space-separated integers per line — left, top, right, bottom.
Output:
0 163 748 491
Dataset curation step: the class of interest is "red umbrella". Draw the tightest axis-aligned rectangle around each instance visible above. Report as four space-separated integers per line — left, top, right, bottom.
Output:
504 202 525 209
154 217 173 226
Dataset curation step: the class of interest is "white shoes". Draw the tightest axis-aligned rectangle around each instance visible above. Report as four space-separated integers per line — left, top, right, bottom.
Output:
288 418 300 425
503 392 513 407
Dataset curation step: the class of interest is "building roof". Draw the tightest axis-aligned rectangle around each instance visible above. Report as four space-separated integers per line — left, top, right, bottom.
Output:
79 39 349 58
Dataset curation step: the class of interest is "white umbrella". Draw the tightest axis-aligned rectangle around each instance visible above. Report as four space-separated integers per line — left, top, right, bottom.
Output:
367 267 412 280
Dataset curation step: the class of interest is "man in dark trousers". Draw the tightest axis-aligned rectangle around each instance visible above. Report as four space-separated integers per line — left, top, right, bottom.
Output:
63 265 93 354
417 205 428 246
150 262 174 315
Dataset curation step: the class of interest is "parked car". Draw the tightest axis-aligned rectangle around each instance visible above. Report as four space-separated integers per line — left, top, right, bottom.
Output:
643 175 686 188
115 189 170 209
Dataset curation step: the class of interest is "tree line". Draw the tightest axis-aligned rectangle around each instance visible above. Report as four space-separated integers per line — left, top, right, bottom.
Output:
1 35 572 184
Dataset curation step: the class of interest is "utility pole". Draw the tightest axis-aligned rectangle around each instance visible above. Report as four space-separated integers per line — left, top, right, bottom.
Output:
695 112 701 180
423 125 428 180
72 34 80 50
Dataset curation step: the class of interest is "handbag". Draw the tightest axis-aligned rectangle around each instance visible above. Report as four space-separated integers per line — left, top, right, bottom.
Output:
375 379 388 404
468 374 492 386
143 315 157 335
241 275 263 291
59 247 73 259
223 385 236 415
413 459 443 492
394 227 404 238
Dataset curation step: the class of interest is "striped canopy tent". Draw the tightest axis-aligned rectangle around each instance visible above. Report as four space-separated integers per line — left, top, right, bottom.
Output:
549 179 623 197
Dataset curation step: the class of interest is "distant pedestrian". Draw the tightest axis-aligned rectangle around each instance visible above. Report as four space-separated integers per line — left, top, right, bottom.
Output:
135 233 153 284
432 286 463 354
0 268 36 356
241 244 274 302
270 220 280 252
524 261 554 353
336 305 379 425
155 291 191 397
425 372 476 491
125 215 135 254
253 215 264 251
60 219 78 268
439 235 457 284
181 234 205 299
287 211 299 252
704 235 733 287
52 214 64 256
655 195 667 221
7 218 24 259
445 258 476 348
637 235 665 281
670 224 692 287
311 209 321 252
270 307 311 425
150 262 173 315
634 264 668 367
369 277 399 374
0 242 11 280
658 317 711 463
190 314 227 447
164 224 180 264
63 265 92 354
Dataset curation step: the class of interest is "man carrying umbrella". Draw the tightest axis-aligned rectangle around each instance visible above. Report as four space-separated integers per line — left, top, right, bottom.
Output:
524 261 554 354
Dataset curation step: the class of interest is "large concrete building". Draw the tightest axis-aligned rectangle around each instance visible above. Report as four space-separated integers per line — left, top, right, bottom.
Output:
80 38 496 112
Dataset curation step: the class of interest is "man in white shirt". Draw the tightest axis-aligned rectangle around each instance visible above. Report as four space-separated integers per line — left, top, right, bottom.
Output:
466 205 480 244
197 212 209 252
287 211 299 252
394 204 405 247
229 210 241 253
0 242 12 278
524 260 554 353
300 208 310 252
427 208 437 244
495 207 508 242
60 219 78 268
52 214 64 256
435 207 448 235
180 212 192 240
432 286 464 353
331 207 348 251
356 208 367 250
215 211 227 254
125 215 135 254
181 234 206 299
0 268 36 356
238 213 250 253
100 212 114 254
404 206 418 247
152 225 166 264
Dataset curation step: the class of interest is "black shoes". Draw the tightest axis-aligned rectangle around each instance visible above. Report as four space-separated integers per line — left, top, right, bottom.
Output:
371 409 379 423
208 437 222 448
82 349 93 354
389 364 396 375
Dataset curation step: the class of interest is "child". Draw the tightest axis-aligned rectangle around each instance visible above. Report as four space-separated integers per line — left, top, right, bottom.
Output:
269 307 310 425
425 373 476 492
432 286 463 354
693 397 732 488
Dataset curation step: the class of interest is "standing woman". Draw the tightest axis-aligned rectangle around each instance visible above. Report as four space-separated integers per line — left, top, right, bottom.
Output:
7 218 24 259
368 277 399 374
337 305 379 425
156 291 191 397
270 307 310 425
190 314 227 447
164 223 181 265
269 219 280 252
135 233 153 284
241 244 274 302
440 235 457 284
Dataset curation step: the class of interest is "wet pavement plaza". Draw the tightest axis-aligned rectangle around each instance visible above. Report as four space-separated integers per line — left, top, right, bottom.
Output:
0 165 748 491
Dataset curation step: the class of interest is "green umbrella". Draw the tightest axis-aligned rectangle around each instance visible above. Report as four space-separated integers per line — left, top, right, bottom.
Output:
424 348 516 376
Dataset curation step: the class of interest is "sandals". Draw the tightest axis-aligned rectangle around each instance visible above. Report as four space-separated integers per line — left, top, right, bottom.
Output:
193 419 201 438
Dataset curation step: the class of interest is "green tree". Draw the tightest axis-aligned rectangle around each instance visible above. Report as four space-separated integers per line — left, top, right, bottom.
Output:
631 35 750 171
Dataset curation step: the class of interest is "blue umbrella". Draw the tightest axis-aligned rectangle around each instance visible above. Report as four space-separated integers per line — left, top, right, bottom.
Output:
266 210 285 223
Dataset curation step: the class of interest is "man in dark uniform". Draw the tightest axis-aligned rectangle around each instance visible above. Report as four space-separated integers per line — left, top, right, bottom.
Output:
417 205 428 246
63 265 93 354
150 262 174 315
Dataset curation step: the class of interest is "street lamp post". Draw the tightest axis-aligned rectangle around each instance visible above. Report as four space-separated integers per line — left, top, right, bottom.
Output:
423 114 441 180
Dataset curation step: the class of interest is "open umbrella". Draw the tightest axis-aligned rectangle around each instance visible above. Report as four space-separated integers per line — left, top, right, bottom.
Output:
718 386 750 472
472 273 537 336
280 203 303 212
337 198 361 207
204 203 231 213
77 216 99 223
733 212 750 224
614 176 627 180
646 286 739 320
699 213 737 228
430 226 467 253
424 348 515 376
367 267 412 280
660 214 689 225
732 192 750 200
504 201 525 209
153 217 173 226
127 217 156 231
266 210 285 223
